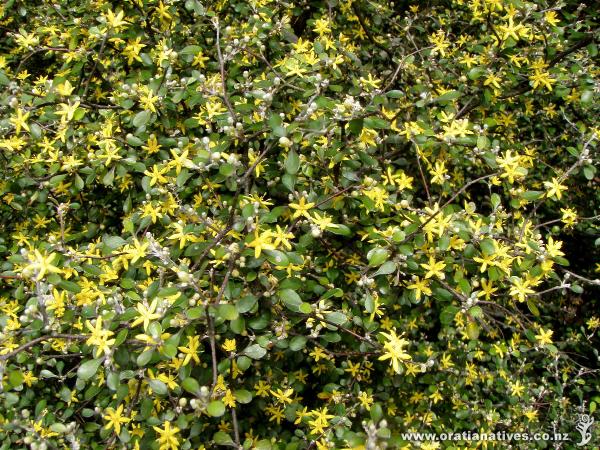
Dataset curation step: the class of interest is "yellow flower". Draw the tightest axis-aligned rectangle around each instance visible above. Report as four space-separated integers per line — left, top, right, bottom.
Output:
85 316 115 358
308 407 335 435
313 17 331 35
430 161 447 185
509 277 535 302
270 387 294 405
103 404 131 435
177 335 201 366
406 276 432 300
23 250 62 281
421 256 446 279
144 165 168 186
378 329 411 374
223 389 236 407
309 211 338 231
10 107 30 134
510 380 525 397
222 338 237 352
560 207 577 227
586 316 600 330
254 380 271 397
152 421 180 450
543 177 567 200
192 49 209 68
247 227 275 258
545 236 565 258
130 299 162 331
127 239 149 265
535 327 553 346
359 73 381 90
104 9 129 31
289 197 315 219
477 279 498 300
272 225 294 250
357 391 374 411
143 135 161 154
22 371 38 387
529 70 556 91
544 11 560 26
123 37 145 65
498 17 527 42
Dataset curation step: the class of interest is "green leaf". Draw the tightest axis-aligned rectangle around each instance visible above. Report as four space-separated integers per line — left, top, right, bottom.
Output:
148 379 168 395
77 358 103 381
328 224 352 236
8 370 24 388
320 288 343 300
490 193 501 209
299 302 313 314
236 294 257 313
387 90 404 98
583 165 596 180
373 260 396 276
107 372 119 391
136 349 154 367
126 134 143 146
468 67 485 80
219 163 235 177
546 344 558 354
264 249 289 266
279 289 302 312
289 336 307 351
216 304 239 321
367 247 389 267
434 90 461 102
521 191 543 201
243 344 267 359
206 400 226 417
49 423 67 434
440 306 460 326
187 307 204 320
527 299 540 317
570 284 583 294
132 110 151 128
466 321 480 340
58 280 81 293
282 173 296 191
105 236 127 249
324 311 347 325
213 431 233 445
347 118 364 135
479 239 496 256
363 117 389 129
468 306 483 318
285 149 300 174
234 389 253 404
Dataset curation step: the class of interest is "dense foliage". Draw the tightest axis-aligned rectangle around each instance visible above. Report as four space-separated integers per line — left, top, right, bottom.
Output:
0 0 599 448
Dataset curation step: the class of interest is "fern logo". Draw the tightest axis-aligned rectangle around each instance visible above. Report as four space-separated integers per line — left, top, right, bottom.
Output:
576 414 594 447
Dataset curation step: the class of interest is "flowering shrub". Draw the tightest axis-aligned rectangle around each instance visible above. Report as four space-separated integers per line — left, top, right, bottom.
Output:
0 0 599 449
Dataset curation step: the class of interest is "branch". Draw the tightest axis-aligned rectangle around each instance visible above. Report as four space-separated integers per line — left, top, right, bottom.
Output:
82 31 110 100
0 334 88 361
213 17 237 122
399 173 497 245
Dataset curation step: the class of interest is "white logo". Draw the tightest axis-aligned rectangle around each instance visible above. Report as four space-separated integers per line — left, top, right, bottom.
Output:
576 414 594 447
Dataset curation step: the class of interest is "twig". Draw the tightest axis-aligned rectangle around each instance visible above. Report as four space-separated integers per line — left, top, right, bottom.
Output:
82 31 110 100
399 173 497 245
229 357 241 448
0 333 88 361
206 309 219 391
415 149 432 206
213 17 237 122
